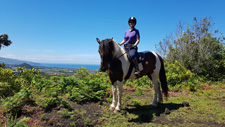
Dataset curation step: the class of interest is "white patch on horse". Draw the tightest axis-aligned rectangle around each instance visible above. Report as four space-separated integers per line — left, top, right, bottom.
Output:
151 51 161 76
111 40 144 78
112 40 131 81
138 63 143 71
151 51 162 106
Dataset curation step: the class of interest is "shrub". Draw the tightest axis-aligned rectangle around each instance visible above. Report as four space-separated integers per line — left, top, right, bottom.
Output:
165 60 194 86
125 76 152 88
16 67 42 88
134 87 144 96
66 70 110 103
0 68 19 97
2 88 33 114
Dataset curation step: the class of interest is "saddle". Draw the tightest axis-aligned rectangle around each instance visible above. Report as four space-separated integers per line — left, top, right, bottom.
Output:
126 51 146 64
137 52 145 63
124 43 146 63
124 51 146 80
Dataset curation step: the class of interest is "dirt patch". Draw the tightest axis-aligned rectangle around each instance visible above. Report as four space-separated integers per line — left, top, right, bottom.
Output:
169 91 192 97
154 114 172 125
40 102 103 127
201 84 214 90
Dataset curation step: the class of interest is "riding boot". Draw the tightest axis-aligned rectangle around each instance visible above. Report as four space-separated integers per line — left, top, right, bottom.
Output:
132 58 140 76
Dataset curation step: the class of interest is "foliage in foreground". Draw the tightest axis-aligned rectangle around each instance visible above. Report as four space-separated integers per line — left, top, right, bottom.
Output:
0 63 224 126
0 63 212 113
1 67 111 113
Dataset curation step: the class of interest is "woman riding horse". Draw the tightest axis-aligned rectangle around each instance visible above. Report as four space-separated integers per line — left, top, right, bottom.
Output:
119 17 140 76
97 37 168 113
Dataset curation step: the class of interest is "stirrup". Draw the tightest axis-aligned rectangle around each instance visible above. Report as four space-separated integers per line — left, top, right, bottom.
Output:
134 70 140 76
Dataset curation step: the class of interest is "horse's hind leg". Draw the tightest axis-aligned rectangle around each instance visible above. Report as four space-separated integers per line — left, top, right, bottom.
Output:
158 82 163 103
150 74 160 107
152 79 159 106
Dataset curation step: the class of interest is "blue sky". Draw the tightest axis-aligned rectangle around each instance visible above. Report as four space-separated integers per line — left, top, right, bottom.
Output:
1 0 224 65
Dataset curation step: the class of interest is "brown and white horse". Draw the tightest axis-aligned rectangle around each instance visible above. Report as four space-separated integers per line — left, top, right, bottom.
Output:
97 38 168 113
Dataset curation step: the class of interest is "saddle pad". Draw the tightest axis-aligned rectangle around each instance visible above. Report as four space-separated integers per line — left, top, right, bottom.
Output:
137 51 149 63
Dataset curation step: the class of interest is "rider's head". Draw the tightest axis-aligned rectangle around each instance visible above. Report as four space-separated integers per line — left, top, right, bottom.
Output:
128 17 137 25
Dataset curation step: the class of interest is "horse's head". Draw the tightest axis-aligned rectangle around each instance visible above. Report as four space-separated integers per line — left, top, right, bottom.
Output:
97 38 115 72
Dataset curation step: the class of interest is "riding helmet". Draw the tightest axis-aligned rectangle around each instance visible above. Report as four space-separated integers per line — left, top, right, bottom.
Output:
128 17 137 24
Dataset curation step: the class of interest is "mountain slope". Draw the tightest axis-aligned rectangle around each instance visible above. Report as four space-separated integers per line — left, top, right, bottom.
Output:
0 57 39 65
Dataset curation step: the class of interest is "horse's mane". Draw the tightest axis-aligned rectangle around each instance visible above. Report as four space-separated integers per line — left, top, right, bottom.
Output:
111 39 124 54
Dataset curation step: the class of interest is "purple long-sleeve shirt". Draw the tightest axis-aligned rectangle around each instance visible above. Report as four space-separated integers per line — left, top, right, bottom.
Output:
124 28 140 45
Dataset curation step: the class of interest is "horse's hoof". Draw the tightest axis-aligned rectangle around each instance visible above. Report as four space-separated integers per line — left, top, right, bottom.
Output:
158 102 162 105
150 105 157 109
182 101 190 107
114 109 120 113
121 111 127 115
110 107 115 111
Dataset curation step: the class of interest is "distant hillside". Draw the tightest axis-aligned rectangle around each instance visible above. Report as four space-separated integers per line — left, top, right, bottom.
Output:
16 63 33 69
0 57 39 65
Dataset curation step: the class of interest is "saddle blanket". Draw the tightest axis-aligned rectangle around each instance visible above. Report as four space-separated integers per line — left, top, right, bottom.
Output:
137 51 150 71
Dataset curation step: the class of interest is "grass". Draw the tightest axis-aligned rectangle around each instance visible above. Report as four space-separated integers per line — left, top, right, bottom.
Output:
1 82 225 126
97 83 225 127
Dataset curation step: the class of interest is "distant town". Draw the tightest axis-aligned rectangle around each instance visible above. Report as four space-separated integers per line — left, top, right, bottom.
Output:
4 63 98 78
0 57 99 77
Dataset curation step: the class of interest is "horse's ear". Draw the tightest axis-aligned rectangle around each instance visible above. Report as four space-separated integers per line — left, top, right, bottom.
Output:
96 38 101 44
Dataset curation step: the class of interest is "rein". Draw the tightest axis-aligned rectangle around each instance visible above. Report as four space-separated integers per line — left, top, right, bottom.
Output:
117 51 128 59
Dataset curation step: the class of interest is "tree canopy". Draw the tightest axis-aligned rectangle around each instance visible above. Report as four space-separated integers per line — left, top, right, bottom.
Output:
156 17 225 80
0 34 12 49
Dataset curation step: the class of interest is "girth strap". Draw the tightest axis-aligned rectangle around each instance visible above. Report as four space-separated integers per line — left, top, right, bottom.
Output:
124 63 133 80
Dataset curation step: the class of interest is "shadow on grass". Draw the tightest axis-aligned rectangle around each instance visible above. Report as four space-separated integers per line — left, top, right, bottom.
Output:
125 103 183 123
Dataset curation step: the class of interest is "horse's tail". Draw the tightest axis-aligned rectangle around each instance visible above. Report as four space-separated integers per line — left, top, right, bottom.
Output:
158 55 168 99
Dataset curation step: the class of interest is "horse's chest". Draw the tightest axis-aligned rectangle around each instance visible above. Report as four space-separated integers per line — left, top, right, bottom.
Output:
108 60 123 84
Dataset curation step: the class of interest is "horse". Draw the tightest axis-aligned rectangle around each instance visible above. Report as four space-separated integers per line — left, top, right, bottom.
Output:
96 38 168 113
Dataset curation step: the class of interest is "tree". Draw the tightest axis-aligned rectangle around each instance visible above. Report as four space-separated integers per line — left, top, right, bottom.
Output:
0 34 12 49
156 17 225 80
0 62 5 68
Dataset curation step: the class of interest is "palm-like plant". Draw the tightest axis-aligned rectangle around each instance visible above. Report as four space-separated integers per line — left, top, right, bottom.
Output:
0 34 12 49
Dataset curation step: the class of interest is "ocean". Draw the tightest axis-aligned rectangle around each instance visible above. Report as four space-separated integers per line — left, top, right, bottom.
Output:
37 63 100 70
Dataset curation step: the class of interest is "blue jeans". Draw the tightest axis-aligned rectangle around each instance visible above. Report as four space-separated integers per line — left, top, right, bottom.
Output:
128 47 138 59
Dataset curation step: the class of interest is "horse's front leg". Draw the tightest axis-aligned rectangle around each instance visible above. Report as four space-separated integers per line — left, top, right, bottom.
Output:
110 83 117 111
114 81 123 113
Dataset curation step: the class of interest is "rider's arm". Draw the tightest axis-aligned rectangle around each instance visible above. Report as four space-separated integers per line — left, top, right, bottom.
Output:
133 37 140 47
119 39 126 46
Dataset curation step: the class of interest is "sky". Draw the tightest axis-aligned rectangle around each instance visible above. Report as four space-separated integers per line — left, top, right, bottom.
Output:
0 0 225 65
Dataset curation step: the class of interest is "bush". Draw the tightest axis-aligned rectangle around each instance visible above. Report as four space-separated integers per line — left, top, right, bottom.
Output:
125 76 152 88
156 17 225 81
2 88 33 114
0 68 19 97
165 60 194 87
66 71 110 102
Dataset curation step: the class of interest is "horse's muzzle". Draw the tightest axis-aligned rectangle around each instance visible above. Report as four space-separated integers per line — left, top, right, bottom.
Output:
99 67 107 72
99 63 108 72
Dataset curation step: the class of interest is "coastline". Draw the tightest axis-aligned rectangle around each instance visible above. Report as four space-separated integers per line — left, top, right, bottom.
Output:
36 63 100 70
